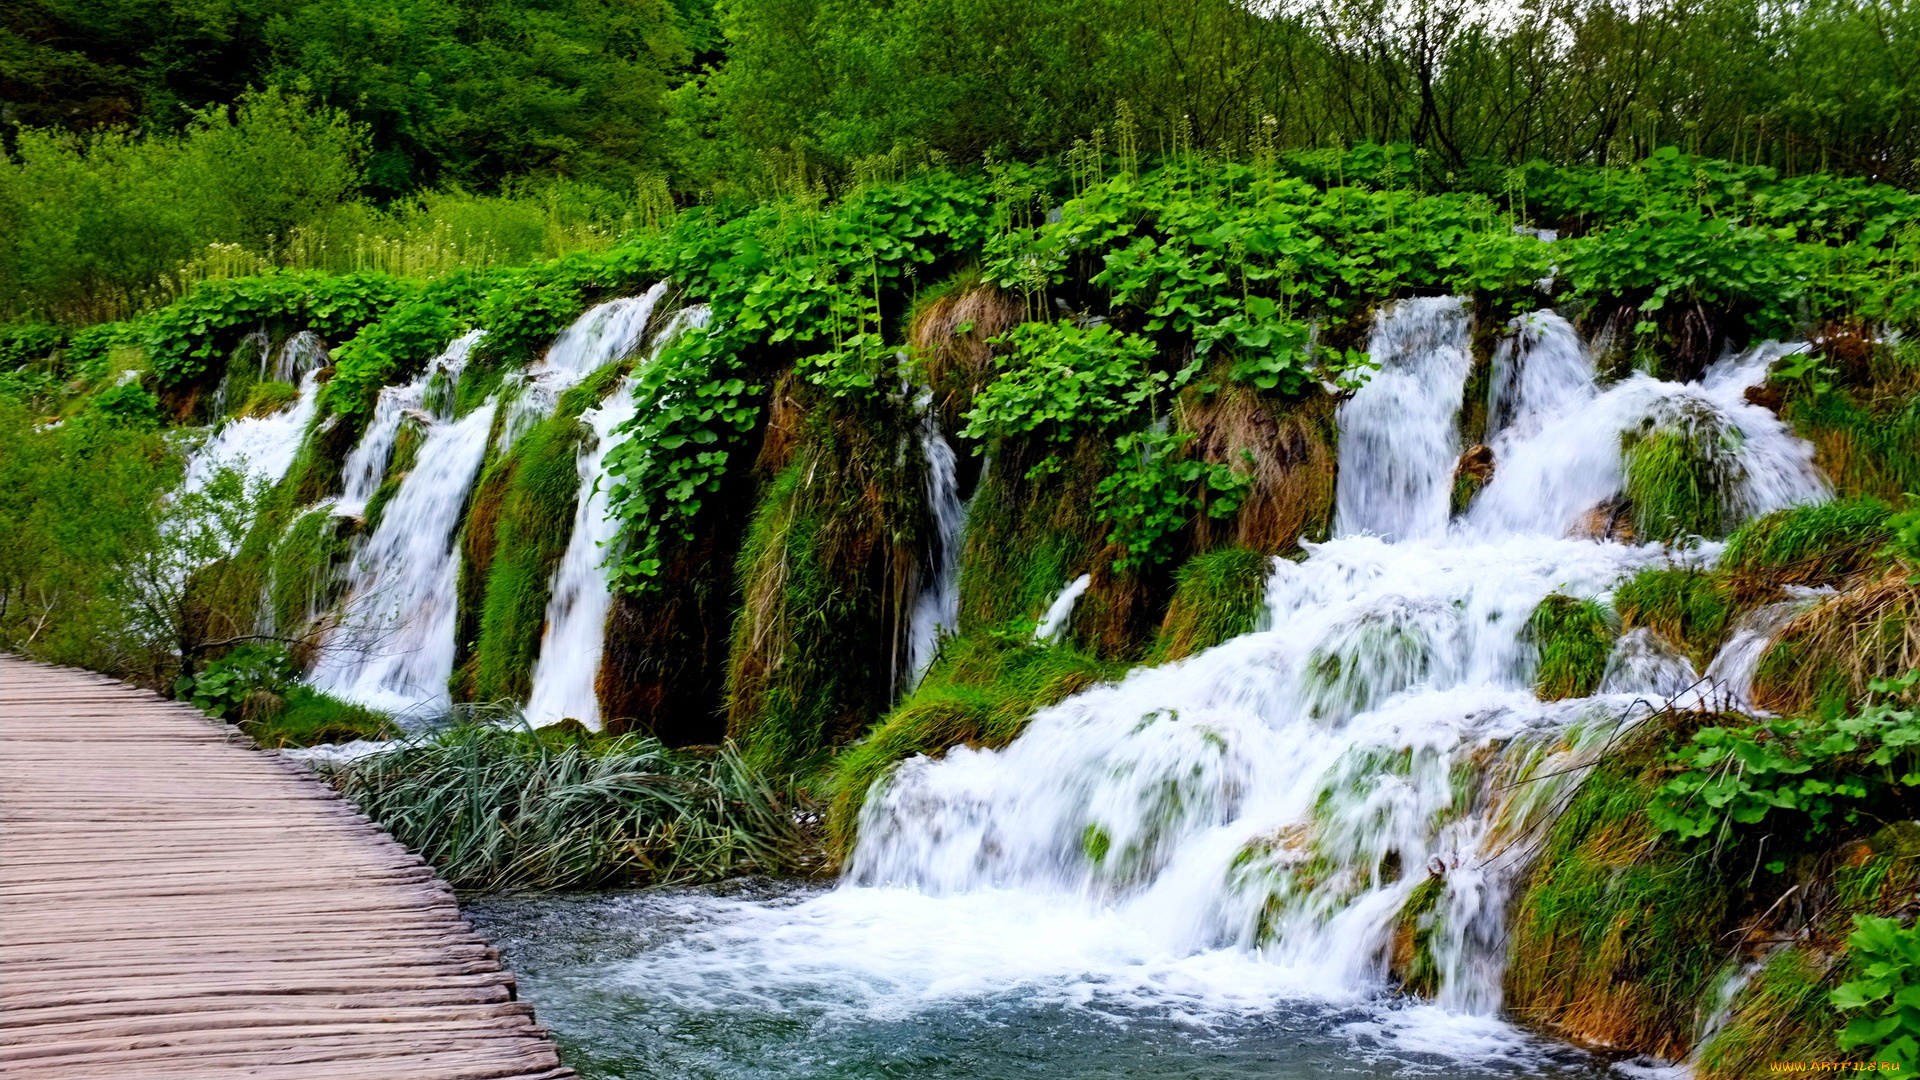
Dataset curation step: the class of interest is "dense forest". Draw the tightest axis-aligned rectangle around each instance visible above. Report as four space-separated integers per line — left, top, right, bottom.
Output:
5 0 1920 1076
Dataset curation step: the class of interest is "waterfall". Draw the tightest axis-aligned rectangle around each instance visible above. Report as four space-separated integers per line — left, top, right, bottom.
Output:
336 331 484 517
522 306 710 729
497 286 667 452
1700 592 1827 711
615 299 1830 1038
903 400 970 686
1034 575 1092 643
1333 297 1473 542
181 334 329 496
307 333 497 715
1599 628 1701 698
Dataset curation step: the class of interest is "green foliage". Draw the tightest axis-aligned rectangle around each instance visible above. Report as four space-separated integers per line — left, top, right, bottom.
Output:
1833 916 1920 1070
1721 498 1895 582
1527 594 1617 701
174 643 295 719
329 723 811 891
1149 547 1271 663
1649 672 1920 843
1614 568 1733 666
0 399 185 673
960 321 1173 465
1094 429 1251 571
87 379 161 429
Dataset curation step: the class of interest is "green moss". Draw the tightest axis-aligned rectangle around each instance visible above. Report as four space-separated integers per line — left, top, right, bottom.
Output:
823 632 1124 858
236 379 298 418
1695 948 1842 1080
465 412 584 702
1615 567 1734 667
726 410 925 774
1526 594 1617 700
1392 875 1446 996
957 437 1110 640
1624 420 1736 542
1148 546 1270 663
1507 738 1737 1058
360 419 424 533
268 506 351 632
239 685 397 747
1721 497 1893 584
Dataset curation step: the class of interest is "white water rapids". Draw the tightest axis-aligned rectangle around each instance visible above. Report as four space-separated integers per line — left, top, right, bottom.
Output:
523 305 709 729
307 337 497 714
605 297 1830 1060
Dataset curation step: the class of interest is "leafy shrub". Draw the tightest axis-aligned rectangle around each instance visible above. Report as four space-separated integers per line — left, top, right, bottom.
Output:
175 643 294 719
88 380 162 429
1833 915 1920 1069
1649 671 1920 843
1094 429 1251 570
961 320 1176 468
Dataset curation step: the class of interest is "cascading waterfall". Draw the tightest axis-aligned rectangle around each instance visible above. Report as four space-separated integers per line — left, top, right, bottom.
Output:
497 286 667 451
903 400 970 686
522 305 710 729
335 331 484 517
307 332 497 714
181 333 330 496
614 300 1832 1049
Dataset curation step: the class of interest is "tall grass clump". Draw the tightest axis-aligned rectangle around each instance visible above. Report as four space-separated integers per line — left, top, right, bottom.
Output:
1526 594 1618 700
1720 497 1894 586
330 724 815 891
1149 546 1272 663
1614 568 1734 666
1624 415 1738 542
1506 729 1736 1058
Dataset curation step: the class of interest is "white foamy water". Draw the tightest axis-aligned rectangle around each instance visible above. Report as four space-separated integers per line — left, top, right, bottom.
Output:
181 334 330 496
497 287 667 452
308 375 497 714
610 301 1830 1058
904 400 970 686
335 331 484 517
1035 574 1092 643
523 307 710 729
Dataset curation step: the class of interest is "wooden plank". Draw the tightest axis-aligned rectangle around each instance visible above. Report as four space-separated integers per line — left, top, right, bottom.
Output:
0 654 575 1079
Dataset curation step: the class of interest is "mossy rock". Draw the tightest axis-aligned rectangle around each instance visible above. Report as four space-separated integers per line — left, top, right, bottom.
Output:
1615 567 1733 669
1526 593 1617 700
1149 546 1271 664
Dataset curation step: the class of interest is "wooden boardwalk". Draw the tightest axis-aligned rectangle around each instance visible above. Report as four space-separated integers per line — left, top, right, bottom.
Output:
0 656 574 1079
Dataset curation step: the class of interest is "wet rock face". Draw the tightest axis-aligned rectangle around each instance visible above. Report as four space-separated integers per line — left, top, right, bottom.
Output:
1573 494 1636 543
1450 443 1495 516
1743 382 1786 413
1455 443 1495 482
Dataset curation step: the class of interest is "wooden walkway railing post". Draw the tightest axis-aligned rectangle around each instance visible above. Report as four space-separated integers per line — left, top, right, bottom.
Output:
0 655 575 1080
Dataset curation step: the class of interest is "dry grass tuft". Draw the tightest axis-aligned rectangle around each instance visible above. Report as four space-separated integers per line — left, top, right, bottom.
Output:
1179 383 1337 554
909 278 1021 427
1753 566 1920 714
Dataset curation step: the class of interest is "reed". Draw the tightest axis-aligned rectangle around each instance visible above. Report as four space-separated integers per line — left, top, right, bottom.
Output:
328 722 817 891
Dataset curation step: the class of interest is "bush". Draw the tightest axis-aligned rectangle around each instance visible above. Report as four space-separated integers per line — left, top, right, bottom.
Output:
1834 916 1920 1070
